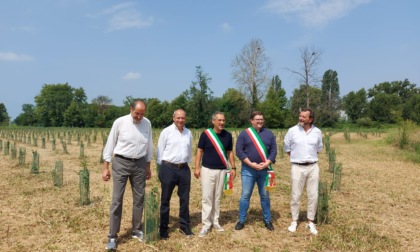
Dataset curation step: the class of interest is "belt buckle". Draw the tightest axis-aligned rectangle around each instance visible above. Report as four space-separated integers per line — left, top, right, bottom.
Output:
176 163 182 168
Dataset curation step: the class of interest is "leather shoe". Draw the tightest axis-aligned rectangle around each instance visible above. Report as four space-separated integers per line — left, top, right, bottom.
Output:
160 229 169 240
179 227 194 237
264 221 274 231
235 222 245 230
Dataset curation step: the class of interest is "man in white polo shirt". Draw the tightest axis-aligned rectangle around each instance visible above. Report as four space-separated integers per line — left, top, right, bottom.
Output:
284 108 323 235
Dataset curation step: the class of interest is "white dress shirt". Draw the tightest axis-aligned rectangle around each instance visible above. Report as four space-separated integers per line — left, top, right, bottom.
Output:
103 114 153 163
284 124 323 163
156 123 192 165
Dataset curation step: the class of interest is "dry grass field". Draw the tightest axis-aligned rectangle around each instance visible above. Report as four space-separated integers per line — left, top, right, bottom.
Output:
0 127 419 252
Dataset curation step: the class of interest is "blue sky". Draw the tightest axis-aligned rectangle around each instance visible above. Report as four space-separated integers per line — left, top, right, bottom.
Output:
1 0 419 121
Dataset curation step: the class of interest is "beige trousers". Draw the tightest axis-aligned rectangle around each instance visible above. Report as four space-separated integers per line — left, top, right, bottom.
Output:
290 163 319 221
201 166 226 229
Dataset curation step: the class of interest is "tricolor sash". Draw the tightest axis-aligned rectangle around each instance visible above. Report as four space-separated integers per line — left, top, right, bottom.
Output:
245 127 276 190
204 128 228 168
245 127 273 170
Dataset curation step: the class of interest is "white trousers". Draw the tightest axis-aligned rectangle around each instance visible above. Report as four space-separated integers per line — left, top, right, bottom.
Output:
290 163 319 221
201 166 226 229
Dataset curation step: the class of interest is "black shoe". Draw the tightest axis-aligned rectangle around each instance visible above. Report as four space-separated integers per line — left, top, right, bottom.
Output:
160 229 169 240
235 222 245 230
264 221 274 231
179 227 194 237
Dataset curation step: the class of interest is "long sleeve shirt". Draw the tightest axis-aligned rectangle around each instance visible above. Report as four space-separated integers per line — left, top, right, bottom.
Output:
156 123 192 165
283 124 323 163
236 127 277 164
103 114 153 162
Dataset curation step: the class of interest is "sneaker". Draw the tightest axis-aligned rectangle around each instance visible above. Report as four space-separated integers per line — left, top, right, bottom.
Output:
179 227 194 237
198 227 209 238
160 229 169 240
264 221 274 231
288 221 297 232
307 222 318 235
132 231 144 242
213 224 224 232
105 237 117 251
234 222 245 230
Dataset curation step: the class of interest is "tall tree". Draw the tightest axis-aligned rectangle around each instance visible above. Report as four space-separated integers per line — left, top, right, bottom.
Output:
34 83 74 127
288 46 322 107
258 75 288 128
318 69 340 127
290 85 322 122
14 104 37 126
0 103 10 126
92 95 113 114
218 88 250 128
186 66 213 128
367 79 419 123
342 88 368 122
232 39 271 110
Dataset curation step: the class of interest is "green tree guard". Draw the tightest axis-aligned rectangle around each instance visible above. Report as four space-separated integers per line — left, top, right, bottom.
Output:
52 160 64 187
79 142 85 159
31 151 39 174
332 163 342 191
19 147 26 167
10 143 17 159
79 163 90 205
328 147 336 173
4 140 9 155
42 137 46 149
316 180 329 225
144 187 160 243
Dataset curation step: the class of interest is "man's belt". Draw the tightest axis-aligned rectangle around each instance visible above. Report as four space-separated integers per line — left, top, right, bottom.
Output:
292 161 317 166
115 154 141 161
162 160 188 168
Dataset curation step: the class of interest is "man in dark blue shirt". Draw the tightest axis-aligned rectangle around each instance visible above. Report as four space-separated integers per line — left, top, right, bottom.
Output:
235 111 277 231
194 112 236 237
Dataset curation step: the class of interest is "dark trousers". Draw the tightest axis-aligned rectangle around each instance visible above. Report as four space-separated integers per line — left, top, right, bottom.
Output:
158 162 191 231
109 156 146 237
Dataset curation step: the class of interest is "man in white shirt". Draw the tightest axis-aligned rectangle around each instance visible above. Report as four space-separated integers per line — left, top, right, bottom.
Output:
284 108 323 235
156 109 193 239
102 100 153 250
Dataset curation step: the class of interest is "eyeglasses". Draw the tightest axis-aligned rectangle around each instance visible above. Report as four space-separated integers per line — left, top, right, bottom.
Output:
253 119 264 121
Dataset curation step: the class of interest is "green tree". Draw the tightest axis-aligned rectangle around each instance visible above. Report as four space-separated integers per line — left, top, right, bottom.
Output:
14 104 37 126
342 88 368 123
64 101 85 127
258 75 288 128
145 98 172 128
218 88 250 128
232 39 271 110
367 79 418 123
185 66 213 128
318 69 340 127
290 85 322 118
34 83 76 127
0 103 10 126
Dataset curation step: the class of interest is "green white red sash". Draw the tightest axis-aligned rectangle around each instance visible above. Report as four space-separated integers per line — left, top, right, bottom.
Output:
245 127 273 170
204 128 228 168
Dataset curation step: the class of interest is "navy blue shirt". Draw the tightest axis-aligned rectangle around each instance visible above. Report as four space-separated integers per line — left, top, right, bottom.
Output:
197 129 233 169
236 127 277 164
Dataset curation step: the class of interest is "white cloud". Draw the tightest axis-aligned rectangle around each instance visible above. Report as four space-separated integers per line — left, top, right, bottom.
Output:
88 2 154 32
0 51 34 61
108 9 154 32
221 22 233 32
122 72 141 80
264 0 371 28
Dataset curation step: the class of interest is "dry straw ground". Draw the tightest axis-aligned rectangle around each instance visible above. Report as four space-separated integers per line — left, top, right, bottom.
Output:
0 128 418 252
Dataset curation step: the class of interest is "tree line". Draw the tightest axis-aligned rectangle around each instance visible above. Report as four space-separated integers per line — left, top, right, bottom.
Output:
1 39 419 128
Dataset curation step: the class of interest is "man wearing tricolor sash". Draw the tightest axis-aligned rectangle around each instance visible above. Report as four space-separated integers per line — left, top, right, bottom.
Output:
284 108 323 235
194 112 236 237
235 111 277 231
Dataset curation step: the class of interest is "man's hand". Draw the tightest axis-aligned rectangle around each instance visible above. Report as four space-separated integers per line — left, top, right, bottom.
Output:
102 166 111 181
194 167 200 179
146 168 152 180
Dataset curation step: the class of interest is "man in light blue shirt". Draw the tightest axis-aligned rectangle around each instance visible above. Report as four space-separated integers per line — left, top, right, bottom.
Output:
284 108 323 235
